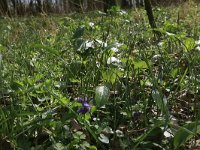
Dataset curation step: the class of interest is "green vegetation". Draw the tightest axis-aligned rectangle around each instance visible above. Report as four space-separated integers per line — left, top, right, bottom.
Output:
0 2 200 149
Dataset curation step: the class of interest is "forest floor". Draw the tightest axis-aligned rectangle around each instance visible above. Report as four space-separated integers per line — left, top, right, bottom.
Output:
0 1 200 150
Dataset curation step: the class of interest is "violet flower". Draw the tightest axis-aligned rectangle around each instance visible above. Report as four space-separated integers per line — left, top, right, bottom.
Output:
77 97 91 114
133 111 142 121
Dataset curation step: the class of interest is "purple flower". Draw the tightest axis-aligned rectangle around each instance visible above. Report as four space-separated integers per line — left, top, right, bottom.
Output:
133 112 142 121
77 97 91 114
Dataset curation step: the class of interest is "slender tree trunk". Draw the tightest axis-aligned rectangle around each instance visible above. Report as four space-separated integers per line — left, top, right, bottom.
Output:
11 0 16 14
63 0 70 13
43 0 52 13
103 0 116 12
83 0 88 11
17 0 25 15
144 0 160 37
144 0 156 29
0 0 10 16
29 0 34 14
36 0 43 13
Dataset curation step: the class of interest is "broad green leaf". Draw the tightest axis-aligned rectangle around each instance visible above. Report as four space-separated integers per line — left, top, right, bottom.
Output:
73 26 85 39
170 68 178 78
73 131 86 140
102 68 123 84
11 80 24 91
53 143 65 150
0 44 6 52
95 85 110 107
174 122 200 149
89 146 97 150
184 38 196 52
74 38 85 51
102 69 116 84
60 97 70 105
133 60 148 69
145 127 163 141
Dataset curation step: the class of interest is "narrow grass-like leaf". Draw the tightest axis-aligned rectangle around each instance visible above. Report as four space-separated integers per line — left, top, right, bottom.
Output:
31 44 59 55
173 122 200 149
152 89 168 116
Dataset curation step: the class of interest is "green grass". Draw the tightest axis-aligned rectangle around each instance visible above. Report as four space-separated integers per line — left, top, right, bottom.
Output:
0 2 200 149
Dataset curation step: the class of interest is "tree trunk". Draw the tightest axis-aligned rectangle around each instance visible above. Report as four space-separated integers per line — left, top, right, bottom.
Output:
0 0 10 16
43 0 53 13
103 0 117 12
10 0 16 14
144 0 160 37
83 0 88 11
36 0 43 13
63 0 70 13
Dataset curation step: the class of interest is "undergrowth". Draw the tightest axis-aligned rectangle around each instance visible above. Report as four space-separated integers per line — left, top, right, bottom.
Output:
0 1 200 150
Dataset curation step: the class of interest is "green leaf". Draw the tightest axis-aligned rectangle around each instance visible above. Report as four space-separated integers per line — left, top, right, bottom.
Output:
95 85 110 107
152 90 168 116
133 125 164 149
133 60 148 69
145 127 163 141
60 97 70 105
137 141 163 150
73 131 86 140
0 44 6 52
53 143 65 150
102 68 123 84
174 122 200 149
11 80 24 91
73 26 85 39
184 38 196 52
89 146 97 150
170 68 178 78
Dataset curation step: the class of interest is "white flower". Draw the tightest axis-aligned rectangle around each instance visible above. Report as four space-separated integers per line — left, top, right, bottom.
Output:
98 11 106 15
164 129 173 138
113 42 123 47
96 39 107 47
195 39 200 51
89 22 94 27
196 46 200 51
151 54 161 64
119 10 127 15
78 40 94 52
158 42 163 46
85 40 94 49
125 20 130 23
166 32 175 36
115 130 124 137
107 57 120 65
111 47 119 52
196 39 200 44
96 61 100 68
